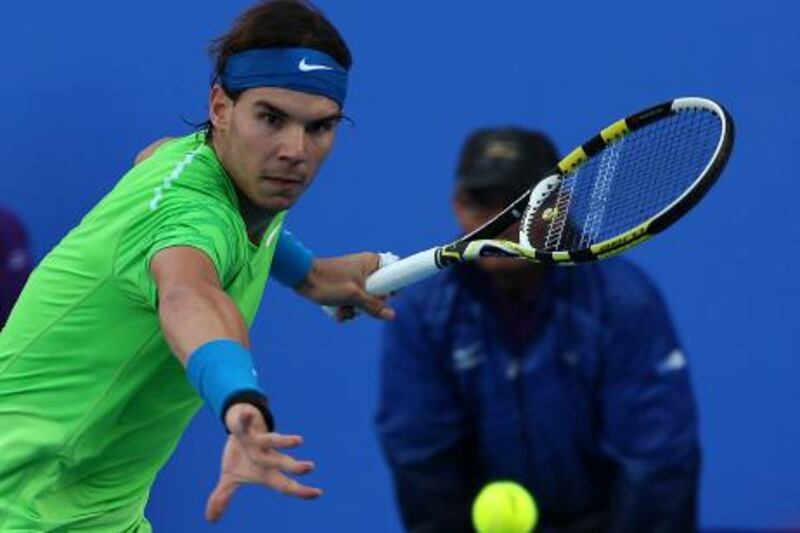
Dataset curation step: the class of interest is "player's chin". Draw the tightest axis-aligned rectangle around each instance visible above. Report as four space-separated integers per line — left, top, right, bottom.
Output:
256 195 298 212
253 188 305 212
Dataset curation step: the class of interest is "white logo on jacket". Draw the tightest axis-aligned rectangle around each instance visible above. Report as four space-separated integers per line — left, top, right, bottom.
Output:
452 342 484 371
657 349 687 375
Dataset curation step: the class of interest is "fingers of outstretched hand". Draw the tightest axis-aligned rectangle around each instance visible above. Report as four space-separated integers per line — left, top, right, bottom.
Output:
263 432 303 449
265 471 323 499
241 433 312 474
262 449 315 475
269 455 315 476
205 477 238 523
205 466 320 523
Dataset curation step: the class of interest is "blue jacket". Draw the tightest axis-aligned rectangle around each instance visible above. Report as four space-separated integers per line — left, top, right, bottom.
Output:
376 259 699 532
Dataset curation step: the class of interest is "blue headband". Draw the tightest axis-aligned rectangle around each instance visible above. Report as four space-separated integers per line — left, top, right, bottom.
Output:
221 47 348 107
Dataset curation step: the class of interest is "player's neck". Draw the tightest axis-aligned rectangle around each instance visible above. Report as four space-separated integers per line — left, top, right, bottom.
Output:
232 184 274 245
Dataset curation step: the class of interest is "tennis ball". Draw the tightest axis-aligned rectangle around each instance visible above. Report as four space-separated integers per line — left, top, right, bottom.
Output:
472 481 538 533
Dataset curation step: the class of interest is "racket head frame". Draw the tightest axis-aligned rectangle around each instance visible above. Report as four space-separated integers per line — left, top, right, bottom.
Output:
437 96 735 267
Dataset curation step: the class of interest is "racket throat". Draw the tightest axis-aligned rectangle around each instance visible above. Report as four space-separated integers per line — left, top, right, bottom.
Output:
436 242 470 267
438 240 536 267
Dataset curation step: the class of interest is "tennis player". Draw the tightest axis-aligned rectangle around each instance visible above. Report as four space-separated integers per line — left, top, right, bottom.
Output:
0 1 391 530
376 128 700 532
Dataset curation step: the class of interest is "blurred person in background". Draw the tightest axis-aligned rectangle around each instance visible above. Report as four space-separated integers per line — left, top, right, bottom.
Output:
0 207 33 328
376 128 700 533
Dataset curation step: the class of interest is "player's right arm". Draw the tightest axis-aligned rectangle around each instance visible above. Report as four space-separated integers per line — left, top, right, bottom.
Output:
151 246 322 521
151 246 248 361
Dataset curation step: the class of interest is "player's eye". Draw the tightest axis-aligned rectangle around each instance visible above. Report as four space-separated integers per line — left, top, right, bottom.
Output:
306 118 339 135
260 112 284 128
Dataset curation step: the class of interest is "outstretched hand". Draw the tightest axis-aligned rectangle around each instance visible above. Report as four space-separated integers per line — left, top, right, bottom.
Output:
295 253 395 322
205 404 322 522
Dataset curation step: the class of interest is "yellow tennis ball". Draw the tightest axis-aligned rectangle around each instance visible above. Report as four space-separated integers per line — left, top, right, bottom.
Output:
472 481 539 533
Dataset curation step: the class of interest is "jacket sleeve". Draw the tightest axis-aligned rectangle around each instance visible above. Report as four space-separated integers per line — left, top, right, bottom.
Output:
375 288 476 533
597 266 701 533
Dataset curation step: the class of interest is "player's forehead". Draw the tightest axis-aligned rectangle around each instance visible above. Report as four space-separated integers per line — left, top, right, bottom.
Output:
239 86 341 121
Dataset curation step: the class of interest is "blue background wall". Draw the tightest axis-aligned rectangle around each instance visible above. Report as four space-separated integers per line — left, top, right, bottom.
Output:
2 1 798 530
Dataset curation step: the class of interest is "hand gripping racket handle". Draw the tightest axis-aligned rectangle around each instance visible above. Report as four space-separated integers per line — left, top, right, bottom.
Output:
321 251 418 318
364 247 440 295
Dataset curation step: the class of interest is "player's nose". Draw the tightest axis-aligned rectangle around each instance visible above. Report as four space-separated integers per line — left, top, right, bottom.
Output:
276 125 307 164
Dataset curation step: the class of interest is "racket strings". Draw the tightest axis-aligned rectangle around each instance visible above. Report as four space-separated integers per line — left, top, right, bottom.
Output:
525 109 722 252
618 110 719 228
577 137 623 248
543 173 577 250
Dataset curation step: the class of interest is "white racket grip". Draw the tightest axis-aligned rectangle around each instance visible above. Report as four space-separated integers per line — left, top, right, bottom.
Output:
365 247 440 296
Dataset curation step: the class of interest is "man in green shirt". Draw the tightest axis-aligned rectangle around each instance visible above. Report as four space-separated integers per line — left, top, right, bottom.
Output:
0 1 388 530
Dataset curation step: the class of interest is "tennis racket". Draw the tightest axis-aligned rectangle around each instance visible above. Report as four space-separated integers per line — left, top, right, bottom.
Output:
363 96 734 296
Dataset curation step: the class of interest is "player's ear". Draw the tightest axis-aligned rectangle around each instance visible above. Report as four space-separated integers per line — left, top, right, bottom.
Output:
209 85 234 132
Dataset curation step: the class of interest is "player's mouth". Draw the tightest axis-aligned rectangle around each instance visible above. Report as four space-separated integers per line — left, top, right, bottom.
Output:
261 175 304 187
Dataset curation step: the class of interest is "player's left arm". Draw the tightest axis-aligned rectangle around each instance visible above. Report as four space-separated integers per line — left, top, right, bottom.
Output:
597 267 700 533
268 224 396 321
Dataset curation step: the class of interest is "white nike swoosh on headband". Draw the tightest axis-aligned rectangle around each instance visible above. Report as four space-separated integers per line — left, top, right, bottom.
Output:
298 58 334 72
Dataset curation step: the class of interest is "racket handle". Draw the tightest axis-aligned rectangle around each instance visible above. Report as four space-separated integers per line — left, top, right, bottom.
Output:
365 247 440 295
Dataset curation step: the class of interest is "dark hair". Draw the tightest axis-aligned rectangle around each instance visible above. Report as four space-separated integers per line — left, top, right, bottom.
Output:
456 128 560 207
204 0 351 137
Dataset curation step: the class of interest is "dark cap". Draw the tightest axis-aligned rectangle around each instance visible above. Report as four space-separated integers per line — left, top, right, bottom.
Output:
456 128 559 202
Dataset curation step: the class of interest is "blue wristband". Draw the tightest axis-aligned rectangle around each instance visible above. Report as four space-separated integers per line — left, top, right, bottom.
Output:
186 339 270 428
272 228 315 287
